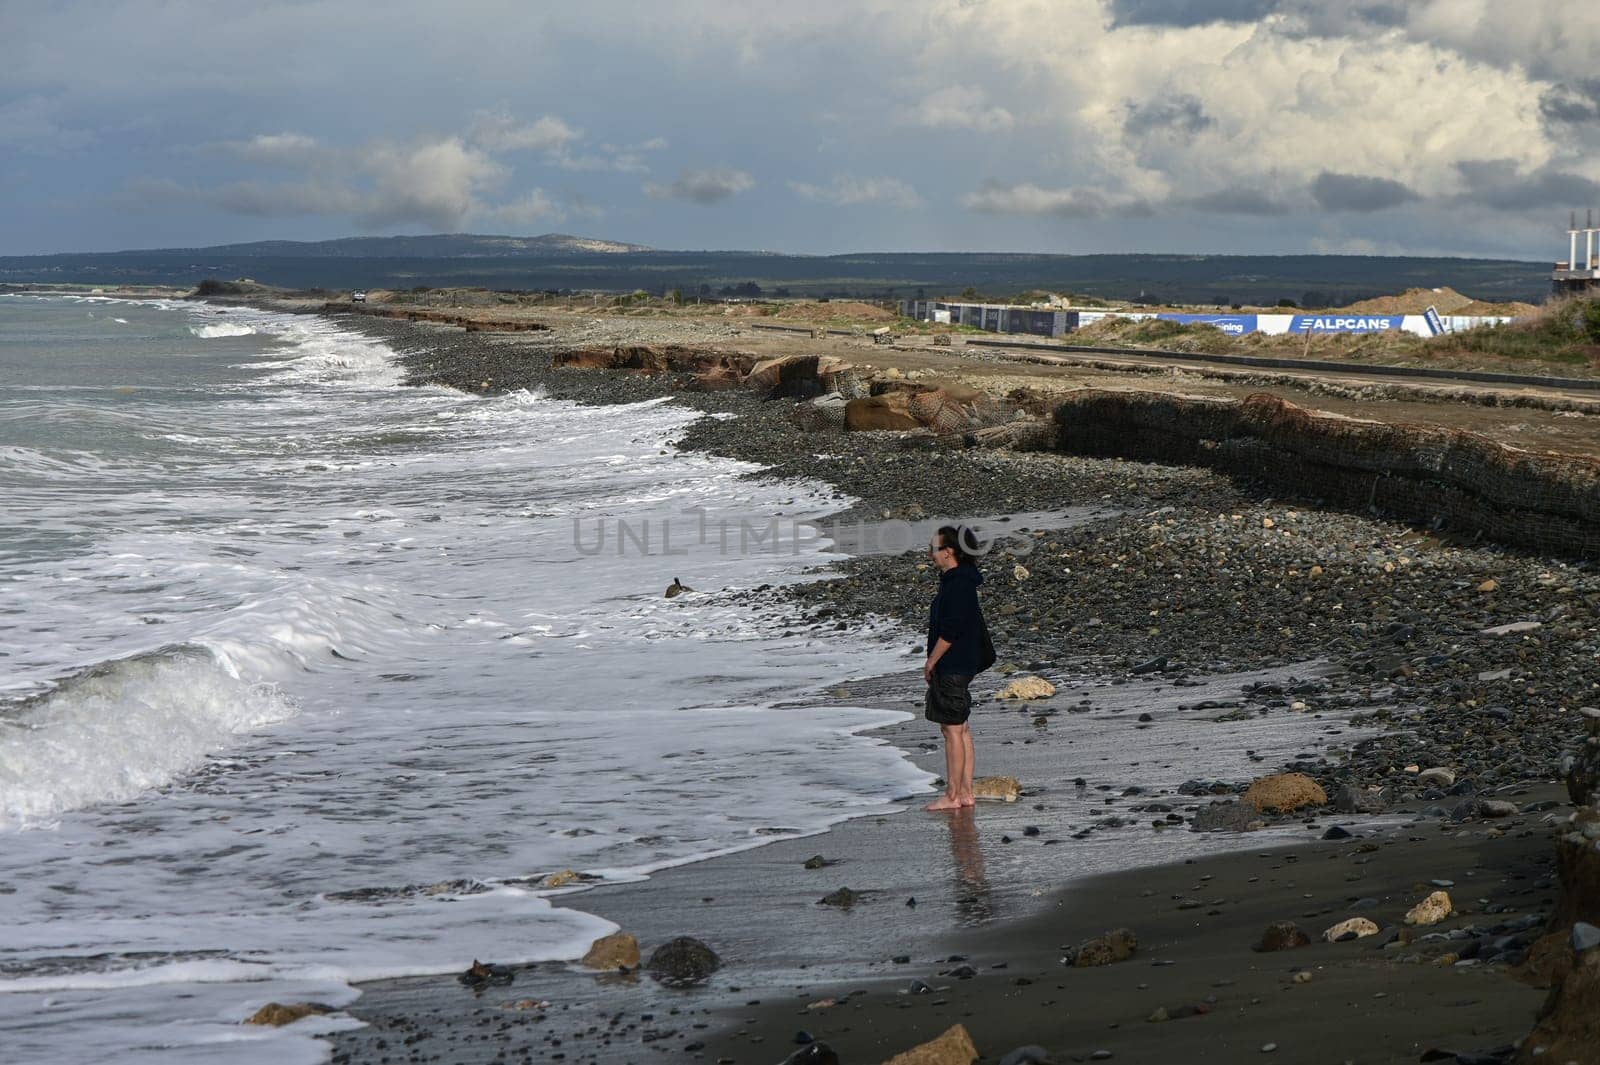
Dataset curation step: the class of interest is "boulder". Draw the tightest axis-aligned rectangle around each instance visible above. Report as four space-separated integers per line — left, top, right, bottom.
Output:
1062 928 1138 967
882 1023 979 1065
645 936 721 986
1404 890 1454 926
997 676 1056 700
1191 800 1265 833
1255 921 1312 952
581 932 640 971
1322 917 1381 942
818 887 860 909
1416 767 1456 788
972 776 1021 802
1243 773 1328 813
458 959 515 988
1334 784 1386 814
844 394 920 432
244 1002 334 1026
541 869 581 888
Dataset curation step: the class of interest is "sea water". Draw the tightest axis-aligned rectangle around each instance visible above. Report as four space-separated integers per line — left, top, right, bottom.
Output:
0 296 929 1063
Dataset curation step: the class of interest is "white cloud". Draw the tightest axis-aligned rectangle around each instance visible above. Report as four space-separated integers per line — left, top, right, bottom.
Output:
230 132 321 165
467 110 580 153
904 85 1016 131
963 181 1152 217
644 167 754 204
788 175 922 209
486 188 565 226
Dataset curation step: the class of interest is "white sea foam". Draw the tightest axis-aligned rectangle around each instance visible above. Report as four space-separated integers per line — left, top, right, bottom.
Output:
0 298 931 1063
0 650 297 828
191 322 257 338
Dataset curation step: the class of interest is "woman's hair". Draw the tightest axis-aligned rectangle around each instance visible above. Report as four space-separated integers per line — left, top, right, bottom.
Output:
934 524 979 566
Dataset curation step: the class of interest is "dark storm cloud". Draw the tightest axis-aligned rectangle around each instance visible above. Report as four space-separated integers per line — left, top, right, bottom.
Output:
1310 171 1418 212
1454 159 1600 211
1108 0 1280 29
642 167 754 205
1540 81 1600 126
1124 95 1213 138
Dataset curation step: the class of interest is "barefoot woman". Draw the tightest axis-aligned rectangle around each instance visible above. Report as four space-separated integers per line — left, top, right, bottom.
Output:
924 525 991 811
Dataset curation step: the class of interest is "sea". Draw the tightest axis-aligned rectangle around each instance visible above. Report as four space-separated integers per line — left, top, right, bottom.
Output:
0 295 931 1063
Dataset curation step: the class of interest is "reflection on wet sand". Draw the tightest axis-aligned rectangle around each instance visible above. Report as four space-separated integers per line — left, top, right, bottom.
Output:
942 807 994 924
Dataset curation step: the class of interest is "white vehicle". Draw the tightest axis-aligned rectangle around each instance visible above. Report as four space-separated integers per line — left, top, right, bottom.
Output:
351 290 367 303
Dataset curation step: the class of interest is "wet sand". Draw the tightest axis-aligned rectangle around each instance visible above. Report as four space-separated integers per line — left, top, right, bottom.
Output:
328 664 1564 1065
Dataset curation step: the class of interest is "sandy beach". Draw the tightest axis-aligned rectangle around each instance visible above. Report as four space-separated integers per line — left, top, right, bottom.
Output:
200 300 1599 1065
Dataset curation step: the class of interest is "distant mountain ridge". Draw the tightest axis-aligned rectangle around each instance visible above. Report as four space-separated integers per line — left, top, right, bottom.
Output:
118 233 655 258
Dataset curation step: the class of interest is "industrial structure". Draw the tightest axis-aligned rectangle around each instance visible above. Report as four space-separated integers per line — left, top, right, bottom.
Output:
900 299 1516 339
899 299 1076 338
1554 211 1600 296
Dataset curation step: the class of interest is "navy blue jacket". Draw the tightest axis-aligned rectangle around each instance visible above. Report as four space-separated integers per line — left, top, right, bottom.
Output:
926 563 986 675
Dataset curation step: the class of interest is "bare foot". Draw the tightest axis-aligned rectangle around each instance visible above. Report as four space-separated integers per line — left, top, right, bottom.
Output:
957 796 976 807
924 795 963 811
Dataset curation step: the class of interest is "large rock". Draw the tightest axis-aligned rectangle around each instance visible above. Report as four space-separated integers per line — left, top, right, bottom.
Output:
1416 767 1456 788
645 936 721 986
1255 921 1311 952
1322 917 1381 942
844 394 920 431
1334 785 1386 814
1242 773 1328 813
972 776 1021 802
581 932 640 971
1191 800 1265 833
1062 928 1138 967
882 1023 979 1065
997 676 1056 700
1404 890 1454 926
244 1002 334 1026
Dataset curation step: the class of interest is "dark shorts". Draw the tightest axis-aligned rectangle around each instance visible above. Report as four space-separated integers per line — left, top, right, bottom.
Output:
925 672 973 726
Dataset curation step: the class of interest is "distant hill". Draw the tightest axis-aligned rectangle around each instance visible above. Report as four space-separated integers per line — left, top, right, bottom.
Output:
118 233 655 258
0 238 1553 305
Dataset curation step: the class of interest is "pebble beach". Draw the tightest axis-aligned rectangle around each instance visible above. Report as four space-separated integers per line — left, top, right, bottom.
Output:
295 306 1600 1065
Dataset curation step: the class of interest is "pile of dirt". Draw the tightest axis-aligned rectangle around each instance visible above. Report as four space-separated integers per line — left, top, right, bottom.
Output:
1339 288 1476 315
1455 299 1540 317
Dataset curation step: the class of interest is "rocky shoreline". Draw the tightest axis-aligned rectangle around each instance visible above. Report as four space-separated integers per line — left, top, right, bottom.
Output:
352 313 1600 810
286 310 1600 1063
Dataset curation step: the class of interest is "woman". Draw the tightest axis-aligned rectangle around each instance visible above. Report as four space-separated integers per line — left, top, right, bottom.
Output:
923 524 992 811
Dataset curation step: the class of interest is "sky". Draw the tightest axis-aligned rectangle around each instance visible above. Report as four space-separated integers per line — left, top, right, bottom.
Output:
3 0 1598 258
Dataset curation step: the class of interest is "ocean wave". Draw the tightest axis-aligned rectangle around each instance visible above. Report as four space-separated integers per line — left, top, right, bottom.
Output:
191 322 257 338
0 647 297 829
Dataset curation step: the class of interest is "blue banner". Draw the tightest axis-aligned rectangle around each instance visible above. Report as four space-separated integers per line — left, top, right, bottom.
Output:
1289 314 1404 334
1423 306 1446 337
1155 314 1259 336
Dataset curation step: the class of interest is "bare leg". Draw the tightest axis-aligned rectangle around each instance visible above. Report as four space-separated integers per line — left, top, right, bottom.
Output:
957 725 976 806
925 724 964 811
